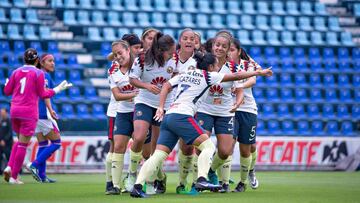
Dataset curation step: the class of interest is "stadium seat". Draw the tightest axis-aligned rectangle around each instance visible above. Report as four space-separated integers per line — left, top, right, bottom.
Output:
199 0 211 13
92 104 106 119
140 0 153 11
184 0 196 12
309 89 323 102
78 11 90 25
54 70 66 85
88 27 102 41
338 48 349 62
166 13 180 28
7 24 22 40
76 104 91 119
308 48 321 61
26 9 39 23
281 31 295 45
307 104 321 119
266 88 280 102
152 13 166 27
294 89 308 102
323 74 336 87
279 48 292 62
297 120 311 136
69 70 82 85
337 104 350 119
103 27 117 41
122 12 136 27
325 89 338 102
92 11 106 26
315 2 328 15
54 54 66 69
280 88 294 102
13 41 25 57
267 31 281 45
163 29 175 38
356 91 360 103
264 47 278 62
272 1 286 15
326 120 340 136
267 120 282 136
214 0 226 14
64 0 76 8
181 14 194 27
311 32 325 46
278 103 290 118
353 75 360 88
282 120 296 135
271 16 283 31
323 104 336 119
118 28 130 40
339 89 353 103
294 74 307 87
67 54 82 69
257 1 270 14
109 0 123 10
265 74 277 86
326 32 340 46
324 61 337 72
243 1 256 14
341 32 355 46
196 14 209 29
257 119 267 135
39 26 53 40
64 10 77 25
311 120 325 136
352 105 360 119
226 15 241 29
0 0 11 7
329 17 341 31
338 74 350 87
314 17 327 31
48 42 60 54
284 16 297 31
309 74 322 88
280 73 292 87
253 89 265 103
323 48 335 63
124 0 137 11
24 25 38 40
0 9 7 23
61 104 76 119
256 15 269 30
108 11 121 26
252 30 266 45
95 0 107 9
300 1 313 15
10 8 24 23
237 30 251 45
296 31 310 45
14 0 26 7
85 87 98 101
341 121 355 136
241 15 255 29
69 87 83 101
30 42 43 55
211 14 225 29
169 0 182 12
352 47 360 60
286 1 299 15
154 0 167 11
293 48 306 62
0 57 6 69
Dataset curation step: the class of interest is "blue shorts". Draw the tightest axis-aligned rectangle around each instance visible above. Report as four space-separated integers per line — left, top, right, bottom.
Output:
234 111 257 144
107 116 115 140
134 103 162 126
157 113 205 151
196 112 234 135
114 112 133 137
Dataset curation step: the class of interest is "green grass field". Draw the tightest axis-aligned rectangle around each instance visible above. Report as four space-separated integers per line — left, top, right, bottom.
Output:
0 172 359 203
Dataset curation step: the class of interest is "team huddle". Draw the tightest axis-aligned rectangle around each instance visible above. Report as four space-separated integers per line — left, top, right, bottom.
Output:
104 28 273 198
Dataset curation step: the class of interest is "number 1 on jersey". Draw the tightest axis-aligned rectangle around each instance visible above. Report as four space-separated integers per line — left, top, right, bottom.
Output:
20 77 26 94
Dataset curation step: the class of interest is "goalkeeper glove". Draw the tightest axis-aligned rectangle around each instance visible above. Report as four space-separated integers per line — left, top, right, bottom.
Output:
53 80 73 94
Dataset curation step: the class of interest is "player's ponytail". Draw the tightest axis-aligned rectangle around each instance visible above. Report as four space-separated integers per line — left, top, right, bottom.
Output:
194 51 216 71
145 32 175 67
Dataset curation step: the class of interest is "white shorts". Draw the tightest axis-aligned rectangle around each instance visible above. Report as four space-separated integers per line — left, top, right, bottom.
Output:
35 119 60 136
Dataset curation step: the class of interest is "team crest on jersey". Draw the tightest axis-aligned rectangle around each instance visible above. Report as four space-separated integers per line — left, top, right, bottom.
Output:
209 85 224 96
151 77 167 87
136 111 142 116
198 120 204 126
166 66 174 74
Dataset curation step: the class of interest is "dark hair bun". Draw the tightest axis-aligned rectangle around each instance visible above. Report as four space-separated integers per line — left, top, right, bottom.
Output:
194 51 216 70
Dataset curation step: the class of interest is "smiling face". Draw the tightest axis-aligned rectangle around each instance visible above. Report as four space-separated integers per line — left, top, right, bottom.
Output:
112 43 130 66
142 30 157 51
41 55 55 72
179 30 195 53
212 36 230 60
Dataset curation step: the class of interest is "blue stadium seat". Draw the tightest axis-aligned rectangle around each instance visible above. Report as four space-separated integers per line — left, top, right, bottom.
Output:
257 1 270 14
338 74 350 87
64 10 77 25
140 0 153 11
24 25 38 40
341 121 355 136
294 74 307 87
0 0 11 7
30 42 43 55
124 0 137 11
0 8 6 22
61 104 76 119
54 54 66 69
326 120 340 136
337 104 350 119
297 120 310 136
300 1 313 15
92 11 106 26
85 87 98 101
67 54 82 69
310 89 323 102
266 88 280 102
205 30 216 40
323 48 335 62
284 16 297 31
226 15 241 29
281 31 295 45
352 105 360 119
92 104 106 119
122 12 136 27
214 0 226 14
311 31 325 45
352 47 360 60
155 0 167 11
286 1 299 15
338 48 349 62
296 31 310 45
184 0 196 12
279 48 292 62
353 75 360 88
324 60 337 72
294 89 308 102
325 89 338 102
267 120 281 136
329 17 341 31
252 30 266 45
323 74 335 87
169 0 182 12
0 57 6 69
243 1 256 14
309 74 322 88
10 9 24 23
196 14 209 29
339 89 353 103
294 48 306 62
271 16 283 31
166 13 180 28
39 26 53 40
307 104 321 119
237 30 251 45
265 74 277 87
264 47 278 62
257 119 267 135
76 104 91 119
108 11 121 26
241 15 255 29
109 0 123 11
323 104 335 119
78 11 90 25
341 32 355 46
95 0 107 9
253 89 265 103
315 2 328 15
282 120 296 135
13 41 25 58
278 103 290 118
199 0 211 13
310 61 323 73
7 24 22 40
326 32 340 46
356 91 360 103
118 28 130 39
69 87 83 101
69 70 82 85
211 14 225 29
249 47 261 57
272 1 286 15
181 13 194 27
48 42 60 54
314 17 327 31
54 70 66 85
137 13 151 27
88 27 102 41
163 29 175 38
308 48 321 61
64 0 76 8
296 60 308 73
14 0 26 7
256 15 269 30
103 27 116 41
0 69 5 83
311 120 325 136
152 12 166 27
26 9 39 23
280 88 294 102
267 31 281 45
280 73 292 87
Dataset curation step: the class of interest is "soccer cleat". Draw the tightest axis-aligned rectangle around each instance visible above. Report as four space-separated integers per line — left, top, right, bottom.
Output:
189 183 199 195
42 176 57 183
208 169 219 185
3 166 11 182
233 182 246 193
145 182 156 195
248 170 259 189
105 181 114 195
130 184 149 198
154 173 167 194
176 184 186 194
229 178 235 185
26 163 42 182
219 183 230 193
108 186 121 195
195 177 222 192
124 172 137 192
9 177 24 185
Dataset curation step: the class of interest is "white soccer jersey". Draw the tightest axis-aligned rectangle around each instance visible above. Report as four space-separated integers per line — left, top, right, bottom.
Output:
235 59 258 115
177 56 197 74
109 67 136 113
129 55 177 109
106 62 119 117
167 68 224 116
197 62 238 117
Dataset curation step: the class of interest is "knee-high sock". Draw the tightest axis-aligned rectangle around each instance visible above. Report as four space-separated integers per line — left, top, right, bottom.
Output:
196 139 216 179
129 149 142 174
178 150 193 186
135 150 168 185
7 142 19 168
156 162 166 181
36 140 49 180
240 155 251 183
192 154 198 183
219 155 232 184
11 142 28 179
249 150 257 171
210 152 227 172
105 152 113 182
32 139 61 169
112 153 124 188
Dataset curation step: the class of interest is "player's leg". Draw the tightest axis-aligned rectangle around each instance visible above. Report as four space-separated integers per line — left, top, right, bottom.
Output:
105 116 115 194
248 143 259 189
151 124 167 194
3 119 20 182
176 139 194 194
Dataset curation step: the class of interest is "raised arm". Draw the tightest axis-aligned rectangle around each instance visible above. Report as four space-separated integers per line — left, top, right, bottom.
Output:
221 68 272 82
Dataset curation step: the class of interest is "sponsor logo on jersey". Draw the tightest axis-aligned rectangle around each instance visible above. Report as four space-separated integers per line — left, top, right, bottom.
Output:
209 85 224 96
151 77 167 88
136 111 143 116
121 84 135 93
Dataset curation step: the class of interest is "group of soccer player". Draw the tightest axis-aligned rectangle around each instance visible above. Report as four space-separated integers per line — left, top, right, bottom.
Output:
104 27 273 198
